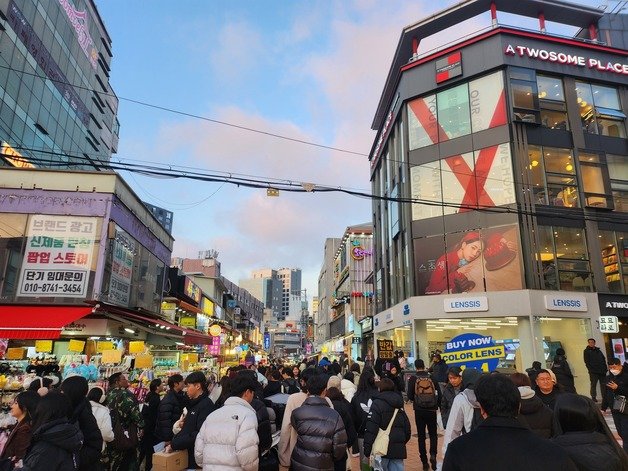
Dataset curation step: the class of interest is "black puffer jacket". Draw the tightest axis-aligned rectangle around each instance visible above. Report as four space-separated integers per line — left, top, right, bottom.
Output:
351 388 377 438
290 396 347 471
155 389 186 442
70 398 103 471
440 382 460 426
516 389 553 439
363 391 411 460
552 356 576 393
21 419 84 471
251 397 272 455
171 393 215 468
583 346 607 375
553 431 625 471
327 390 357 453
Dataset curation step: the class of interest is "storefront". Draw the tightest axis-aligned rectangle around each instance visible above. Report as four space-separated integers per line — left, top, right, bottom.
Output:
598 293 628 362
374 290 600 393
359 316 374 360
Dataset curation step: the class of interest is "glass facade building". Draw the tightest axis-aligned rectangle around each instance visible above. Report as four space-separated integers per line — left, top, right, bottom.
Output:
0 0 118 169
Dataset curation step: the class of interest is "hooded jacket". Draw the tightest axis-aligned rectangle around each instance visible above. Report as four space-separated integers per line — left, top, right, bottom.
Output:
516 386 553 439
290 396 347 471
70 398 103 471
171 392 216 468
155 389 186 442
442 368 482 455
363 391 411 460
193 396 259 471
350 387 377 439
551 356 576 393
89 401 114 450
583 346 607 375
21 419 84 471
552 431 625 471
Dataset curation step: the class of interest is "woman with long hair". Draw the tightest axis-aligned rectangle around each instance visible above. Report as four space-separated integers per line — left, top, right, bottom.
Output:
21 392 84 470
552 393 628 471
0 391 39 464
350 367 379 469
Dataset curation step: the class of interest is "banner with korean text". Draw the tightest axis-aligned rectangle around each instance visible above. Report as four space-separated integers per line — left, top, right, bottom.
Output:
17 215 98 298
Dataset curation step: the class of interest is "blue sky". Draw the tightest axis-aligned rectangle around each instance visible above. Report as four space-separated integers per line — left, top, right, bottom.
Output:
94 0 602 304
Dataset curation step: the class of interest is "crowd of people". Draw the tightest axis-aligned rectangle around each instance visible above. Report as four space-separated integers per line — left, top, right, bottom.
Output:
0 340 626 471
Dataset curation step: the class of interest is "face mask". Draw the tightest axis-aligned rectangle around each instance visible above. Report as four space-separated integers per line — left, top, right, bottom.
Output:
610 369 620 376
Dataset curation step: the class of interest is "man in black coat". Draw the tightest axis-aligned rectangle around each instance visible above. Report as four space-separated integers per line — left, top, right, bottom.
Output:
171 372 216 468
443 374 577 471
584 338 607 402
602 358 628 452
290 373 347 471
154 373 186 444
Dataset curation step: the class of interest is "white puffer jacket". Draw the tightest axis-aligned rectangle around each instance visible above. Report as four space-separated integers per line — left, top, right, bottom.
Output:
194 396 259 471
90 400 115 451
341 379 357 402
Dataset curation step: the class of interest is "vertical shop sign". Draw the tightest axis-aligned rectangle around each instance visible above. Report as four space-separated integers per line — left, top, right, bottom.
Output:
18 215 97 298
263 332 271 350
108 229 134 307
442 333 504 372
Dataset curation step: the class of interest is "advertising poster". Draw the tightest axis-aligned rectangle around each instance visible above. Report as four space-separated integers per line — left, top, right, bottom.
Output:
612 338 625 364
108 229 134 307
415 223 523 295
442 333 505 371
17 215 98 298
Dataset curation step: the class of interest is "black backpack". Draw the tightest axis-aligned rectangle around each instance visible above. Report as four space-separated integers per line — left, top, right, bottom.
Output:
414 376 438 409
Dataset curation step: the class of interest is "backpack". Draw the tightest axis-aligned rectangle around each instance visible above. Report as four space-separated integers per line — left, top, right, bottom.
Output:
470 406 484 431
414 376 438 409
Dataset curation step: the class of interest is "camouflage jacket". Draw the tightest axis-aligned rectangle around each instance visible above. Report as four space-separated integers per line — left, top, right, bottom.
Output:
106 387 145 429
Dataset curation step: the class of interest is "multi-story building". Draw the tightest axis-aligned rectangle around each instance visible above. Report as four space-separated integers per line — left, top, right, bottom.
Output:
144 203 173 234
0 0 118 169
239 268 282 320
316 238 341 350
369 0 627 392
277 267 302 320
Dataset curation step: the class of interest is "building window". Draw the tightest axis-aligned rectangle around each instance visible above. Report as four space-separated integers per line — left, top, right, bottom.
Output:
437 83 471 140
408 94 437 149
537 226 591 292
576 82 626 138
469 71 507 133
599 231 628 294
578 151 612 208
528 146 578 208
607 155 628 212
509 67 539 124
537 75 568 130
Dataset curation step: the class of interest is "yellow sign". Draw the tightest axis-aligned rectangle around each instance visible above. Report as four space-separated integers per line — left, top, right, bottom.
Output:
35 340 53 353
129 341 145 354
97 341 114 353
6 348 25 360
209 324 222 337
202 298 214 316
1 142 34 168
101 349 122 364
441 345 505 364
68 339 85 353
134 354 153 369
180 316 196 328
181 353 199 364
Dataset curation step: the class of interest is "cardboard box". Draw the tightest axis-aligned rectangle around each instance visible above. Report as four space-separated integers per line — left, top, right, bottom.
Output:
152 450 189 471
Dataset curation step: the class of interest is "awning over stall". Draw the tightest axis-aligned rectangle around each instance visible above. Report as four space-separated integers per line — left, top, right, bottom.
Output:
0 305 94 339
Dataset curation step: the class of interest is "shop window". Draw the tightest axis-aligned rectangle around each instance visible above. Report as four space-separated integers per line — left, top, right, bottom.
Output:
408 94 438 150
469 71 507 133
410 162 442 220
537 226 592 292
442 152 475 215
509 68 539 124
529 146 579 208
576 82 626 138
437 84 471 141
599 231 625 294
607 155 628 213
578 151 612 208
537 75 568 130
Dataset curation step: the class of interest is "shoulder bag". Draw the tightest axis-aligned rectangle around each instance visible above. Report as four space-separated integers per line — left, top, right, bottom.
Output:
371 408 399 457
612 395 628 415
110 408 139 451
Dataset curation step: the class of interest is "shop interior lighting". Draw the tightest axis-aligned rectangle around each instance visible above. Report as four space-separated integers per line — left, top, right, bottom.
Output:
539 317 563 321
124 328 136 334
175 342 184 346
88 336 100 340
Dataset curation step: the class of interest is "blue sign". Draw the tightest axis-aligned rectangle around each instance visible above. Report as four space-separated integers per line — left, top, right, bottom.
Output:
263 333 271 350
227 299 237 309
442 333 505 372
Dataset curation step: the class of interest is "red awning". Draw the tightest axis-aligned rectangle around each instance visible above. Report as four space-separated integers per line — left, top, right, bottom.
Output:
0 305 94 339
95 303 213 345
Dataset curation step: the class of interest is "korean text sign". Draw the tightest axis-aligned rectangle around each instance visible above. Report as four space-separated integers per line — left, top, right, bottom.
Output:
18 215 98 298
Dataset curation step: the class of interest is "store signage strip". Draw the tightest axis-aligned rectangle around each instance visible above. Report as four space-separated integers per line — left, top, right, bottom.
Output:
544 295 587 312
444 296 489 313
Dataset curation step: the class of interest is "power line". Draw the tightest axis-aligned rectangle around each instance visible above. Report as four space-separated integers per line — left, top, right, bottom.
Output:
0 64 368 157
2 147 626 227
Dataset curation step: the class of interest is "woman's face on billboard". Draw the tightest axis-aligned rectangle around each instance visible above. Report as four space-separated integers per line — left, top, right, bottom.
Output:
461 240 482 262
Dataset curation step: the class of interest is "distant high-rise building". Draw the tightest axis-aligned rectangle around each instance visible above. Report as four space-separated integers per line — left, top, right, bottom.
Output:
277 268 302 319
0 0 119 170
241 267 302 322
317 238 341 347
143 203 173 234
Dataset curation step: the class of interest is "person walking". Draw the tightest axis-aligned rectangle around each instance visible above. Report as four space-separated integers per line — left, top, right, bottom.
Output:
325 385 357 471
106 372 145 471
429 354 448 386
350 367 378 471
61 375 104 471
551 348 576 393
584 338 607 402
0 391 39 465
440 367 462 430
193 374 259 471
534 369 563 410
139 378 163 471
509 373 553 438
553 393 628 471
86 387 114 464
442 374 577 471
171 371 216 469
442 368 482 455
290 373 348 471
21 392 84 471
407 359 440 470
154 373 186 444
602 358 628 452
363 378 412 471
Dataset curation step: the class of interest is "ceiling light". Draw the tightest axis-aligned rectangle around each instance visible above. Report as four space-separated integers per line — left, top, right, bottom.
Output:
124 328 136 334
